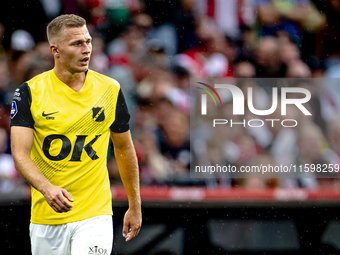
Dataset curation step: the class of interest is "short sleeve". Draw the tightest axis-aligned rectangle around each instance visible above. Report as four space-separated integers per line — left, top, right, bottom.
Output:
110 89 130 133
10 83 35 128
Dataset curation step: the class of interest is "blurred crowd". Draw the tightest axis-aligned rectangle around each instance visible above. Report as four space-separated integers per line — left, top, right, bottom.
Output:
1 0 340 193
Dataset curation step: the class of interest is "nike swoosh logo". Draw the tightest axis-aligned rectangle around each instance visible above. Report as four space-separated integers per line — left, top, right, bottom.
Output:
42 111 59 117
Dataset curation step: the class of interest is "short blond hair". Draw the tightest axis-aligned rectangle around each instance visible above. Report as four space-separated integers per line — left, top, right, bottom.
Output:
47 14 86 44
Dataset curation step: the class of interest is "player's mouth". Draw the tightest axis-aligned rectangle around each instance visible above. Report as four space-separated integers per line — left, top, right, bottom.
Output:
80 57 89 65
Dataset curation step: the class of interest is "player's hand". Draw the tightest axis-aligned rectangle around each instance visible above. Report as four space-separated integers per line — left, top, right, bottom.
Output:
43 185 74 213
123 207 142 242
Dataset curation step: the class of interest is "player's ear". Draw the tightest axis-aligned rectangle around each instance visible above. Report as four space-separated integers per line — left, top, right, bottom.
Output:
50 44 60 58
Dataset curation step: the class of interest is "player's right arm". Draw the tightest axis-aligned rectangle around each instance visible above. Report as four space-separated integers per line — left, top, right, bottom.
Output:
10 84 73 213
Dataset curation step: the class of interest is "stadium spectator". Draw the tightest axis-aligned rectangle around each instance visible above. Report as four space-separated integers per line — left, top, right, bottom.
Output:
89 34 109 74
233 59 256 78
173 17 233 78
0 23 6 59
255 36 287 78
0 61 11 108
254 0 310 46
295 122 332 188
286 60 311 78
157 109 190 178
196 0 256 40
7 30 36 87
0 128 22 193
135 132 172 185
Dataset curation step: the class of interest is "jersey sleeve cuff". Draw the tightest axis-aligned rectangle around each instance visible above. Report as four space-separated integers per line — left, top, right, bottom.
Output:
110 124 130 133
10 122 34 129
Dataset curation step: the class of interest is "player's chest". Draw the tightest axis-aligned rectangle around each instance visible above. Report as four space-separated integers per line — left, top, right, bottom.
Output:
31 93 115 134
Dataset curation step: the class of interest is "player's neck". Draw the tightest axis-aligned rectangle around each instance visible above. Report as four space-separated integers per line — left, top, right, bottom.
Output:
54 65 86 92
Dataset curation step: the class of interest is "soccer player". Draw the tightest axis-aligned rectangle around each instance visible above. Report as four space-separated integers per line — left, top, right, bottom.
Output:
10 14 141 255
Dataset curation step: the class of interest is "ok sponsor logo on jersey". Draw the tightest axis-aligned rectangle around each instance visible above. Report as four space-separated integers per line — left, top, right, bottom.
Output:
42 134 101 161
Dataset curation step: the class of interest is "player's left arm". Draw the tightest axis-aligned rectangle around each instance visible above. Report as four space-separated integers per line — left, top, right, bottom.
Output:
111 130 141 242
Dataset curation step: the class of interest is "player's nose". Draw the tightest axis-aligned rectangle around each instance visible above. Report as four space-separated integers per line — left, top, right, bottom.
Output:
82 43 91 54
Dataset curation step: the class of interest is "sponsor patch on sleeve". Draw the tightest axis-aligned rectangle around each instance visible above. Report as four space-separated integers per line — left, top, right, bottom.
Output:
11 101 18 119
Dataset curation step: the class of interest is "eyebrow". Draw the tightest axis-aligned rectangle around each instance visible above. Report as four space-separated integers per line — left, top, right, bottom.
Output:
70 37 92 44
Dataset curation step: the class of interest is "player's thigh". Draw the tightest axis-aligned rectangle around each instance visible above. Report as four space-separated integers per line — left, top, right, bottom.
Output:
30 223 71 255
70 215 113 255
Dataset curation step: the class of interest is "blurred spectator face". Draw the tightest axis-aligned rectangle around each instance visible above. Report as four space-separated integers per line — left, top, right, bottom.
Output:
25 66 44 81
308 56 325 78
90 37 105 57
0 23 4 44
279 42 300 65
163 110 189 146
24 61 53 81
155 99 174 128
35 41 54 64
286 60 311 78
180 0 195 11
107 157 121 182
327 119 340 156
8 30 36 84
249 155 279 187
85 0 107 27
233 61 256 78
195 18 225 52
329 0 340 10
134 108 146 129
172 66 190 90
151 80 172 100
139 133 159 157
206 138 224 164
243 178 267 189
134 105 153 129
298 123 324 162
256 36 279 67
224 38 237 63
133 13 153 36
0 128 7 154
149 70 175 101
123 26 143 52
235 135 257 164
0 61 9 91
8 51 34 86
89 36 109 73
195 19 215 44
177 76 190 90
131 58 153 82
146 40 168 68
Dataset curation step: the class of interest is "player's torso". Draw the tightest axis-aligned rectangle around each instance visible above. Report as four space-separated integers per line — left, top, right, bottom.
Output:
27 70 118 224
29 70 117 188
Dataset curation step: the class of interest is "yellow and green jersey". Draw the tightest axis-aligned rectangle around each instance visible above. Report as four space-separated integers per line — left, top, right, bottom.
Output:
10 69 130 225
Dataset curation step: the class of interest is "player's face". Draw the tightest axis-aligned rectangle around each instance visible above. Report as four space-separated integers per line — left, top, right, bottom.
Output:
57 26 92 73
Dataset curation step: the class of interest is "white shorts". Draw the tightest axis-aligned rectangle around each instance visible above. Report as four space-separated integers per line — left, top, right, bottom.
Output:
30 215 113 255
